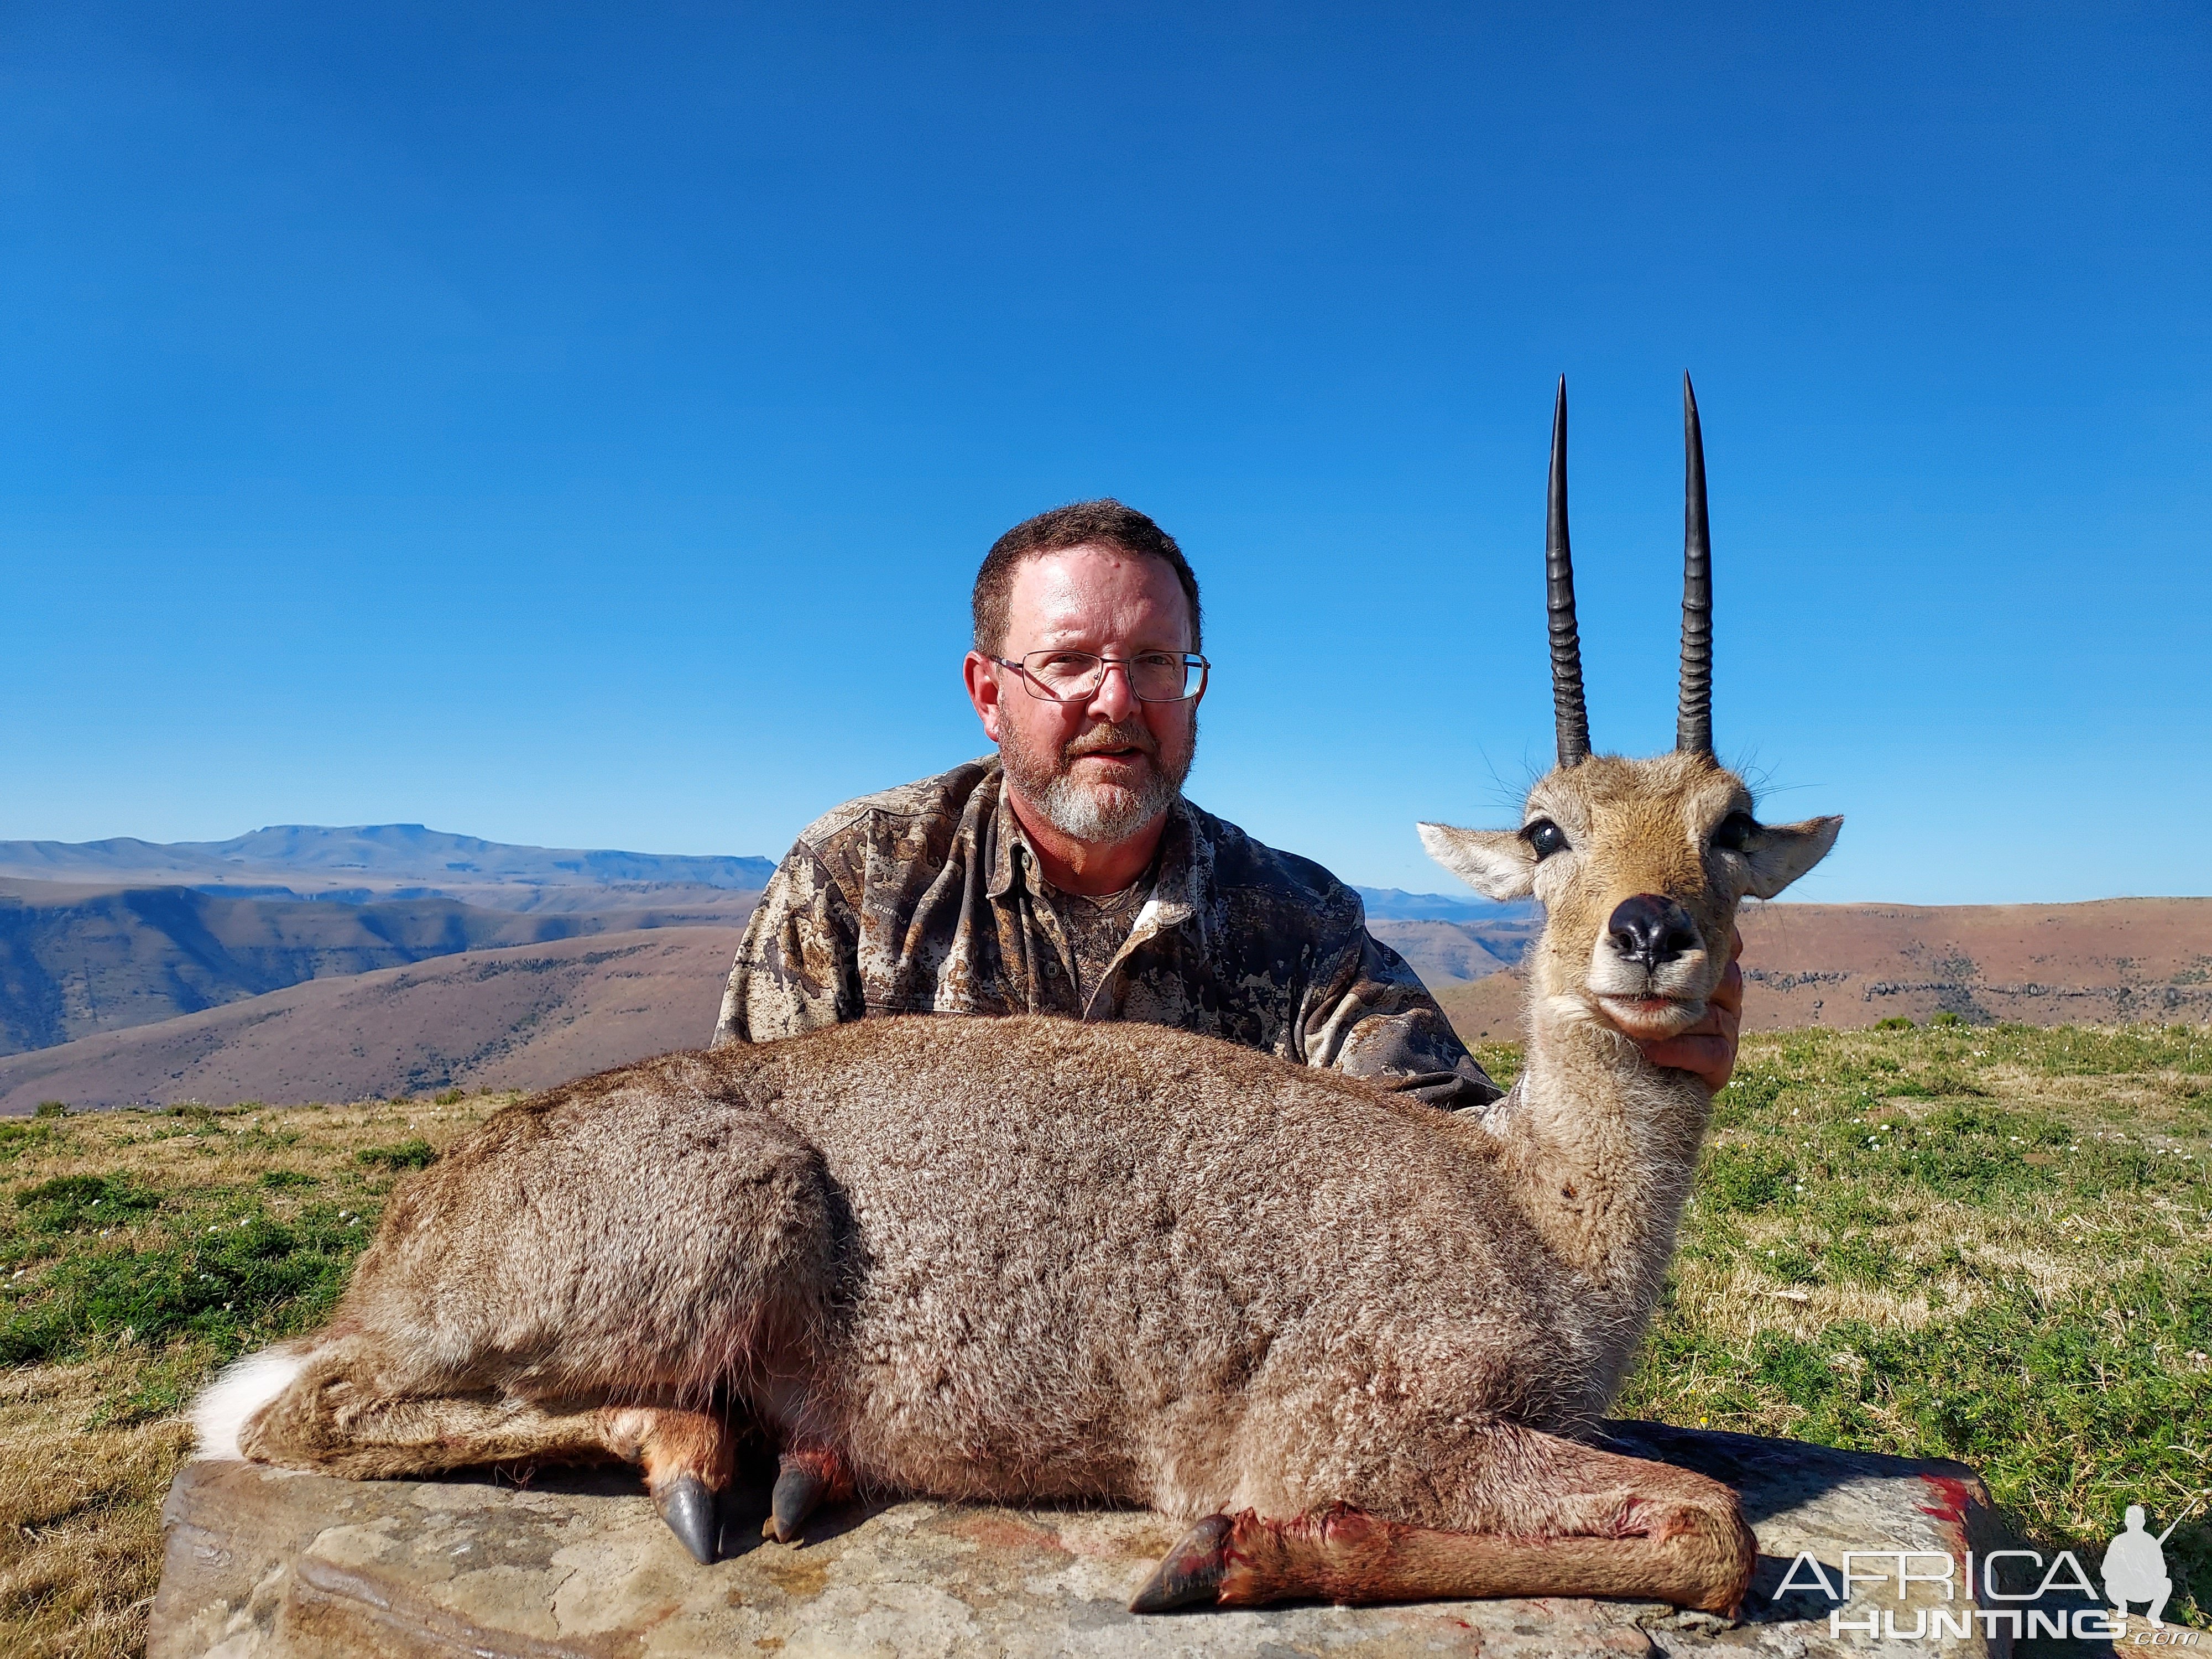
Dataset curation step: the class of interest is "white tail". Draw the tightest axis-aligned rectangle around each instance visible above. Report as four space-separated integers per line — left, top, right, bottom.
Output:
192 1344 309 1462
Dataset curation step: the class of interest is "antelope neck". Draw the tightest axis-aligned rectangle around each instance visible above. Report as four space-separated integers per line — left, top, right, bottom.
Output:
1496 1005 1713 1298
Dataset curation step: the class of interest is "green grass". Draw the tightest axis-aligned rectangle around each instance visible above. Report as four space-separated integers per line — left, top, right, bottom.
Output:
0 1132 435 1420
1601 1021 2211 1629
356 1136 439 1171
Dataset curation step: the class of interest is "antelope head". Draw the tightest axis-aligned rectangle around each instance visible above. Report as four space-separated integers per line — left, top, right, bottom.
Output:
1420 377 1841 1045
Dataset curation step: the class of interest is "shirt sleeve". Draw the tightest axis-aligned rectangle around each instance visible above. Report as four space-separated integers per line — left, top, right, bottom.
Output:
1298 926 1505 1113
711 842 864 1046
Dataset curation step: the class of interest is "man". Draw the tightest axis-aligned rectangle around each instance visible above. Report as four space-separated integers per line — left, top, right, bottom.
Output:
714 500 1741 1107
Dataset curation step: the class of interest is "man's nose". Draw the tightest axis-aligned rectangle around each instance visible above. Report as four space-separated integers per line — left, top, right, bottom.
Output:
1086 659 1139 721
1606 894 1700 971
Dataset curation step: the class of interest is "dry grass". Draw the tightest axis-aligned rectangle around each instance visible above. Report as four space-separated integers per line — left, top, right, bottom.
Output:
0 1358 190 1658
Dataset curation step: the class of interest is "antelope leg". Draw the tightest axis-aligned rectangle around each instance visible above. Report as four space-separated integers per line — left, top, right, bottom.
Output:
1130 1496 1755 1617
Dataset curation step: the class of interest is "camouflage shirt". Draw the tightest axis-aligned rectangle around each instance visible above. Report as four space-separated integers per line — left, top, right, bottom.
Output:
713 758 1503 1113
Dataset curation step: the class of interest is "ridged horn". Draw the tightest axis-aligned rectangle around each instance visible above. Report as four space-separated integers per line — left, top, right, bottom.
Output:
1677 372 1713 757
1547 377 1590 767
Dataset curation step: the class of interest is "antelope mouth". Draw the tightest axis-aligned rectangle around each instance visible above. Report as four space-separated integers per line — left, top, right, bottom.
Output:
1594 993 1706 1039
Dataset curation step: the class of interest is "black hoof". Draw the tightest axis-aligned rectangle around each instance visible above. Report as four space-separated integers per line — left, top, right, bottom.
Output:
656 1474 719 1565
765 1460 826 1544
1129 1513 1232 1613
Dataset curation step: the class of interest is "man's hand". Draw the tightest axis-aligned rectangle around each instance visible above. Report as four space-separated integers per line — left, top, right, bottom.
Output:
1636 926 1744 1093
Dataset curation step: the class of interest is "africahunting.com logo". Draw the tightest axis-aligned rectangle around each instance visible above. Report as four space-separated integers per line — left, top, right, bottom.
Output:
1776 1497 2202 1644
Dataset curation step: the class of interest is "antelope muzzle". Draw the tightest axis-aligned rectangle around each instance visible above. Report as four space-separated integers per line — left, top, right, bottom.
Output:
1606 894 1700 975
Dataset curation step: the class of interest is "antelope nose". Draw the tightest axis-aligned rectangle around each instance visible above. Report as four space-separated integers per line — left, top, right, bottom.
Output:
1608 894 1698 970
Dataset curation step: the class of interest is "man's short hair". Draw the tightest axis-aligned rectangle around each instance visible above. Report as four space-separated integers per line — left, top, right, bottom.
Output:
972 500 1203 655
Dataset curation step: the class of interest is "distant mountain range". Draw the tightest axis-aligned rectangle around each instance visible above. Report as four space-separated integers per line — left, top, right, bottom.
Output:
0 878 765 1057
0 824 778 1061
0 824 777 909
1353 886 1522 924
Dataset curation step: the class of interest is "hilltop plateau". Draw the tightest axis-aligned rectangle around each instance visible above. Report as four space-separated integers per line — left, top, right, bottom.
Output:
1436 896 2212 1039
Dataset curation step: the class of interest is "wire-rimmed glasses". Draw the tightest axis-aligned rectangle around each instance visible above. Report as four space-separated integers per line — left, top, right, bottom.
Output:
991 650 1209 703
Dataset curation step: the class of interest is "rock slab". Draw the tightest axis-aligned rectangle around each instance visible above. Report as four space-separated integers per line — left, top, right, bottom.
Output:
150 1422 2014 1658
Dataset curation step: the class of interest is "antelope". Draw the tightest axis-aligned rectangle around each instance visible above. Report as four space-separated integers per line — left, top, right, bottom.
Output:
193 376 1839 1618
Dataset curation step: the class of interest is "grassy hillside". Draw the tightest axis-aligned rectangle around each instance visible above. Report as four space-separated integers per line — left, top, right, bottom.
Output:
2 1024 2207 1655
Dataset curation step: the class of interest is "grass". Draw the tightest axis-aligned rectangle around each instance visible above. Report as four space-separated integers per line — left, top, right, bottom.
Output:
0 1092 514 1659
4 1025 2209 1652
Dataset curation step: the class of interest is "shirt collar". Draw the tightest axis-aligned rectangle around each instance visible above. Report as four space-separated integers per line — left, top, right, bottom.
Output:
983 762 1026 901
1140 796 1212 951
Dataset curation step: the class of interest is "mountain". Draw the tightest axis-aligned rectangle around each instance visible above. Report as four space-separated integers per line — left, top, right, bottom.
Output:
1354 892 1542 988
1365 919 1525 986
0 878 760 1057
1353 887 1534 925
1433 897 2212 1040
0 928 745 1114
0 825 776 910
0 823 775 1058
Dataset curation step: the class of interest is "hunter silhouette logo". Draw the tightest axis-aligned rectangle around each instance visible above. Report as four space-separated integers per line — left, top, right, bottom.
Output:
2104 1500 2195 1631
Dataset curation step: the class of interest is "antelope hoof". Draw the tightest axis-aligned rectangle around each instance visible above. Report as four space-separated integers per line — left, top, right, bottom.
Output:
766 1460 827 1543
654 1473 719 1565
1129 1513 1233 1613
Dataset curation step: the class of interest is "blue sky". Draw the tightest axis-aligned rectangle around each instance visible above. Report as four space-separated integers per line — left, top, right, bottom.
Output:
3 2 2206 902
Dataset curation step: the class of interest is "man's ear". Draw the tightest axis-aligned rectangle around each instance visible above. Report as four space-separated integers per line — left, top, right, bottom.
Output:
1744 815 1843 899
963 650 1006 742
1416 823 1537 901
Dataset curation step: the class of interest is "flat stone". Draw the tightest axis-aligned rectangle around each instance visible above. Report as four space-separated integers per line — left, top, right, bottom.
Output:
149 1422 2017 1658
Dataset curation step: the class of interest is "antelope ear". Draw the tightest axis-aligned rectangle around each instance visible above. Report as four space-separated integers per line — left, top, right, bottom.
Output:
1744 815 1842 899
1417 823 1537 901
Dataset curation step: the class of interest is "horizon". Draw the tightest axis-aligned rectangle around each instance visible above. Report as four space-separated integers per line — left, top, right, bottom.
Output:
3 817 2204 910
3 4 2206 905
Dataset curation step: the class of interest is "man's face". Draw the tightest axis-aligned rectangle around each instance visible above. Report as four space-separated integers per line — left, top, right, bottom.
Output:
966 544 1201 848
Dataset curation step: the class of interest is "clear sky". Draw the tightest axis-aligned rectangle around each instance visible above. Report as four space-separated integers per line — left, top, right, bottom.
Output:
3 3 2206 902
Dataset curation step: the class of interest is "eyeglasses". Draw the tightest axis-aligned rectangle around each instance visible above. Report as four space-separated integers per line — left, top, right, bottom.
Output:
992 650 1210 704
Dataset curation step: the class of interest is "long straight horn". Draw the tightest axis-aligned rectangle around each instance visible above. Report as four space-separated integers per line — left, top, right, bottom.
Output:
1547 377 1590 766
1676 372 1714 757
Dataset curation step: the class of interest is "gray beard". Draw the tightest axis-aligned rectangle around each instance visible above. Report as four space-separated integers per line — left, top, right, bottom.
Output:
999 718 1194 845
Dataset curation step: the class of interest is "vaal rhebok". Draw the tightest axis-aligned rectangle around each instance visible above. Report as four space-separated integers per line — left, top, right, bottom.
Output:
196 377 1837 1615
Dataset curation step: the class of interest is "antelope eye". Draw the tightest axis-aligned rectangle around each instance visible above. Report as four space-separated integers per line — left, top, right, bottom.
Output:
1523 819 1568 858
1713 811 1758 853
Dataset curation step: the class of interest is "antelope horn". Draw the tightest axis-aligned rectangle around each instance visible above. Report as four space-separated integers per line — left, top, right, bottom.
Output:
1677 372 1714 757
1547 377 1590 767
